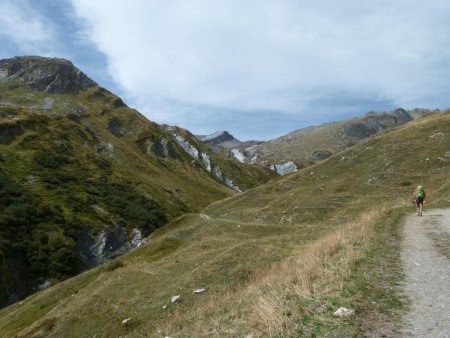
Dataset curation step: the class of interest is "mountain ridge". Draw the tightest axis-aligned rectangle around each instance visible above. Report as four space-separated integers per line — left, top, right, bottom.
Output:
0 56 275 308
201 107 439 174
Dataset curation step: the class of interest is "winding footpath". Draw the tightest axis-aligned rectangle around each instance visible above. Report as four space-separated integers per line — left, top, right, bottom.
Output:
401 209 450 337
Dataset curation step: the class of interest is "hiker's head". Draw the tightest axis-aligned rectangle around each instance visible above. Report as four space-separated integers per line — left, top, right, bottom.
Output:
417 185 423 190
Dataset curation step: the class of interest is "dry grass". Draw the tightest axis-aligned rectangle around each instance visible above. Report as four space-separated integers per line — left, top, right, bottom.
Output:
247 209 381 336
155 209 382 337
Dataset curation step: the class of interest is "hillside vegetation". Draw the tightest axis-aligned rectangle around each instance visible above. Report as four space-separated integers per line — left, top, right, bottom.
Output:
1 108 448 337
0 56 275 308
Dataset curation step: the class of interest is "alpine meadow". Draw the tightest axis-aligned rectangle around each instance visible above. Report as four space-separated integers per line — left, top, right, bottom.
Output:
0 56 449 337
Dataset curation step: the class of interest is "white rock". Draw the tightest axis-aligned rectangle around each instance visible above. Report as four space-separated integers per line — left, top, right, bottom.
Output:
122 318 131 326
268 161 298 175
162 304 167 309
193 288 207 294
130 228 143 248
171 295 181 303
333 307 354 317
230 148 246 162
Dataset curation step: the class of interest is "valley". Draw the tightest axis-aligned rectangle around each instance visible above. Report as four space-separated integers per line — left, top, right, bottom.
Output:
0 90 448 336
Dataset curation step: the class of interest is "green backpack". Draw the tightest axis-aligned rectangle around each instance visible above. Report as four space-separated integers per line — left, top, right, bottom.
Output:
416 186 424 199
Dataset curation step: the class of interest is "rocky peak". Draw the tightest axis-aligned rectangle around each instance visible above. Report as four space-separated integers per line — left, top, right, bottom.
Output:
200 131 238 145
0 56 97 94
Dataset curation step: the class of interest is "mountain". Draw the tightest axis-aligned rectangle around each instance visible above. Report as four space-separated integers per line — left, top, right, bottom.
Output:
251 108 438 170
199 131 262 152
1 107 448 336
0 56 276 308
206 108 438 175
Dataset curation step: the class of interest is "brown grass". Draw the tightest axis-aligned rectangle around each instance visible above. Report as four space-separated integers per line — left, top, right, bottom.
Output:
246 209 381 336
156 209 382 337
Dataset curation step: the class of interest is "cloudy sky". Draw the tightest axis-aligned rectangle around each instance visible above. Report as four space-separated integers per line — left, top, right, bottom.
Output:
1 0 449 140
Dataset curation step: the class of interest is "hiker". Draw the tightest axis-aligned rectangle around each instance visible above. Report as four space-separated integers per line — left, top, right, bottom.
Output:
412 185 426 216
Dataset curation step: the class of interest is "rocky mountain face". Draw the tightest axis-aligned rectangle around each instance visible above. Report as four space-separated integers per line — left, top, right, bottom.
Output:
199 131 262 153
0 56 275 308
0 56 96 94
203 108 438 175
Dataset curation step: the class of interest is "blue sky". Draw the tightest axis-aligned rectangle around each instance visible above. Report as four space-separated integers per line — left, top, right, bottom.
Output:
1 0 449 140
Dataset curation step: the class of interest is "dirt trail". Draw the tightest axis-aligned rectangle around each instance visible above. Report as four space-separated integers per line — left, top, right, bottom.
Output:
401 208 450 337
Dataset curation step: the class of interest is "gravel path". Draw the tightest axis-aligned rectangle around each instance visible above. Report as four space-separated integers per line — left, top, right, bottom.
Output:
401 209 450 337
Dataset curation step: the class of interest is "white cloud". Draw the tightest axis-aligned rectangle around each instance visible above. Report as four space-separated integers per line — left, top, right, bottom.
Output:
0 0 55 53
70 1 450 136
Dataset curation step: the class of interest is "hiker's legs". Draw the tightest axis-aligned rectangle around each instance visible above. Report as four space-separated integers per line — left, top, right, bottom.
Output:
415 200 424 216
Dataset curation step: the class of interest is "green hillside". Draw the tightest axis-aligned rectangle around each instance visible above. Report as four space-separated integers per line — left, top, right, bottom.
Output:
1 107 448 337
0 56 275 308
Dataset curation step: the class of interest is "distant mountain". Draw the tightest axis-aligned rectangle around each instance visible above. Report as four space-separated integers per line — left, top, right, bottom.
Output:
0 56 276 307
254 108 438 169
202 108 439 175
199 131 262 153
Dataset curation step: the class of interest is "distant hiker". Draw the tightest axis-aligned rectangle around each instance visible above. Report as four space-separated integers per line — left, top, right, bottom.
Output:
412 185 426 216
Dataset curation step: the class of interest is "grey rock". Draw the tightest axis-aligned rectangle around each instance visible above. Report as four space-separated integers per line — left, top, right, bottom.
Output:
130 228 145 248
95 142 114 157
269 161 297 175
430 132 445 141
37 280 51 291
107 117 123 137
344 122 377 139
311 150 332 161
333 307 354 317
0 56 96 94
143 137 179 159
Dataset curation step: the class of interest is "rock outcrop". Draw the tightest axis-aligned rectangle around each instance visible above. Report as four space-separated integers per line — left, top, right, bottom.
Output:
0 56 96 94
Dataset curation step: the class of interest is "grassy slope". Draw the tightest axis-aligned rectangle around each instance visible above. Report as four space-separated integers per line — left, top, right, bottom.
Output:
0 80 275 307
0 84 234 216
0 110 449 337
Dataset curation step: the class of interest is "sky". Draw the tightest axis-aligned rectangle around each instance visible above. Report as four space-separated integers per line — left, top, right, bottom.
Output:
1 0 450 140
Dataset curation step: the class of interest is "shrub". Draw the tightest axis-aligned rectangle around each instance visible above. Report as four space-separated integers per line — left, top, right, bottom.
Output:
33 150 70 169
